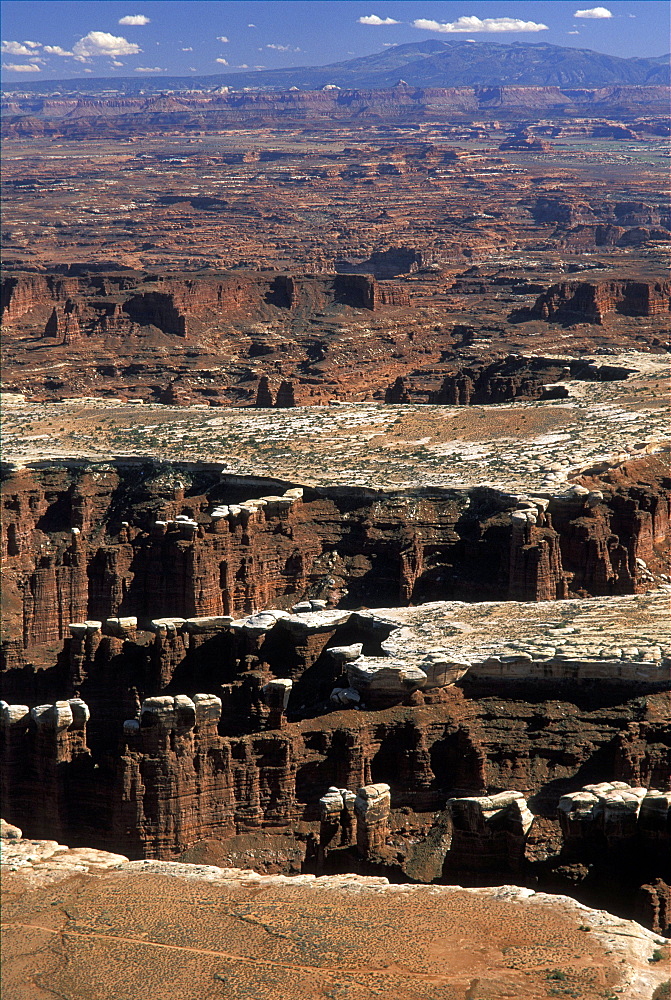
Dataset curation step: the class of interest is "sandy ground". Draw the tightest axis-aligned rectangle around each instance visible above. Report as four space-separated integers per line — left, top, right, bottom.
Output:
2 857 669 1000
1 352 668 494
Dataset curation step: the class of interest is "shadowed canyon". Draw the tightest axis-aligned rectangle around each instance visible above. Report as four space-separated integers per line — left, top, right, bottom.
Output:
2 36 670 1000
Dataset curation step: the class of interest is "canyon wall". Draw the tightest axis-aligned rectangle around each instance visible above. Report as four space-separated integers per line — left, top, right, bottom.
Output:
2 266 667 407
2 462 668 657
5 272 667 338
1 581 670 862
0 270 409 337
4 86 670 140
2 660 669 864
531 279 671 324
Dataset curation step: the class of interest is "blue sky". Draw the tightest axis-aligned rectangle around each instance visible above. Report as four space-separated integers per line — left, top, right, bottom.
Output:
1 1 668 80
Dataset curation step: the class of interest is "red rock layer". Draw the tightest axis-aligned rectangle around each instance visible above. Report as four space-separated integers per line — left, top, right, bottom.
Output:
0 270 409 335
2 463 668 656
2 654 669 863
531 279 671 324
3 86 670 140
635 879 671 936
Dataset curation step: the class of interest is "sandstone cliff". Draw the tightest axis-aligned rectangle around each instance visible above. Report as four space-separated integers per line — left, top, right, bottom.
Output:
2 462 667 656
531 279 671 324
2 588 669 862
0 270 409 335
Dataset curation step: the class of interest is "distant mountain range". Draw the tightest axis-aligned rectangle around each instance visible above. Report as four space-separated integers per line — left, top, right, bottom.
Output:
3 39 669 95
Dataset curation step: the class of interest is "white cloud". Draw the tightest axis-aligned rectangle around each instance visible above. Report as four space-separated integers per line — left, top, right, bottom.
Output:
217 35 229 42
574 7 612 17
119 15 150 25
266 43 290 51
247 24 256 28
237 63 249 68
73 31 141 61
23 40 41 48
112 60 124 67
134 65 164 72
2 61 41 71
567 30 580 34
28 56 46 63
43 44 74 56
413 16 548 33
181 46 193 51
215 57 228 65
358 14 399 25
2 40 34 56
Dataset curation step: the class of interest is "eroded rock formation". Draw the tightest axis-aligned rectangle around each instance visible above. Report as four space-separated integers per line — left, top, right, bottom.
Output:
443 790 534 874
1 587 669 862
0 270 409 335
2 78 670 944
3 259 667 406
385 356 636 406
531 279 670 324
558 781 671 857
2 462 668 662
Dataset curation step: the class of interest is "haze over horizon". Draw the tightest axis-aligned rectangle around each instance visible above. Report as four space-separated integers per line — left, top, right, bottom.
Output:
1 0 668 83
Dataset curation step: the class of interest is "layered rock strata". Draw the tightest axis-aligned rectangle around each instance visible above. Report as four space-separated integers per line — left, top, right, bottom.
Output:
2 462 668 658
385 356 637 406
444 790 534 874
1 589 669 861
0 270 409 332
3 83 670 137
318 785 357 859
531 279 670 324
553 782 671 935
354 783 391 858
558 781 671 858
3 260 668 406
317 782 392 861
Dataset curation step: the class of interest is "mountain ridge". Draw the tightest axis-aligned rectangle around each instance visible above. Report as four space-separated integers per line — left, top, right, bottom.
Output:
2 39 669 95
